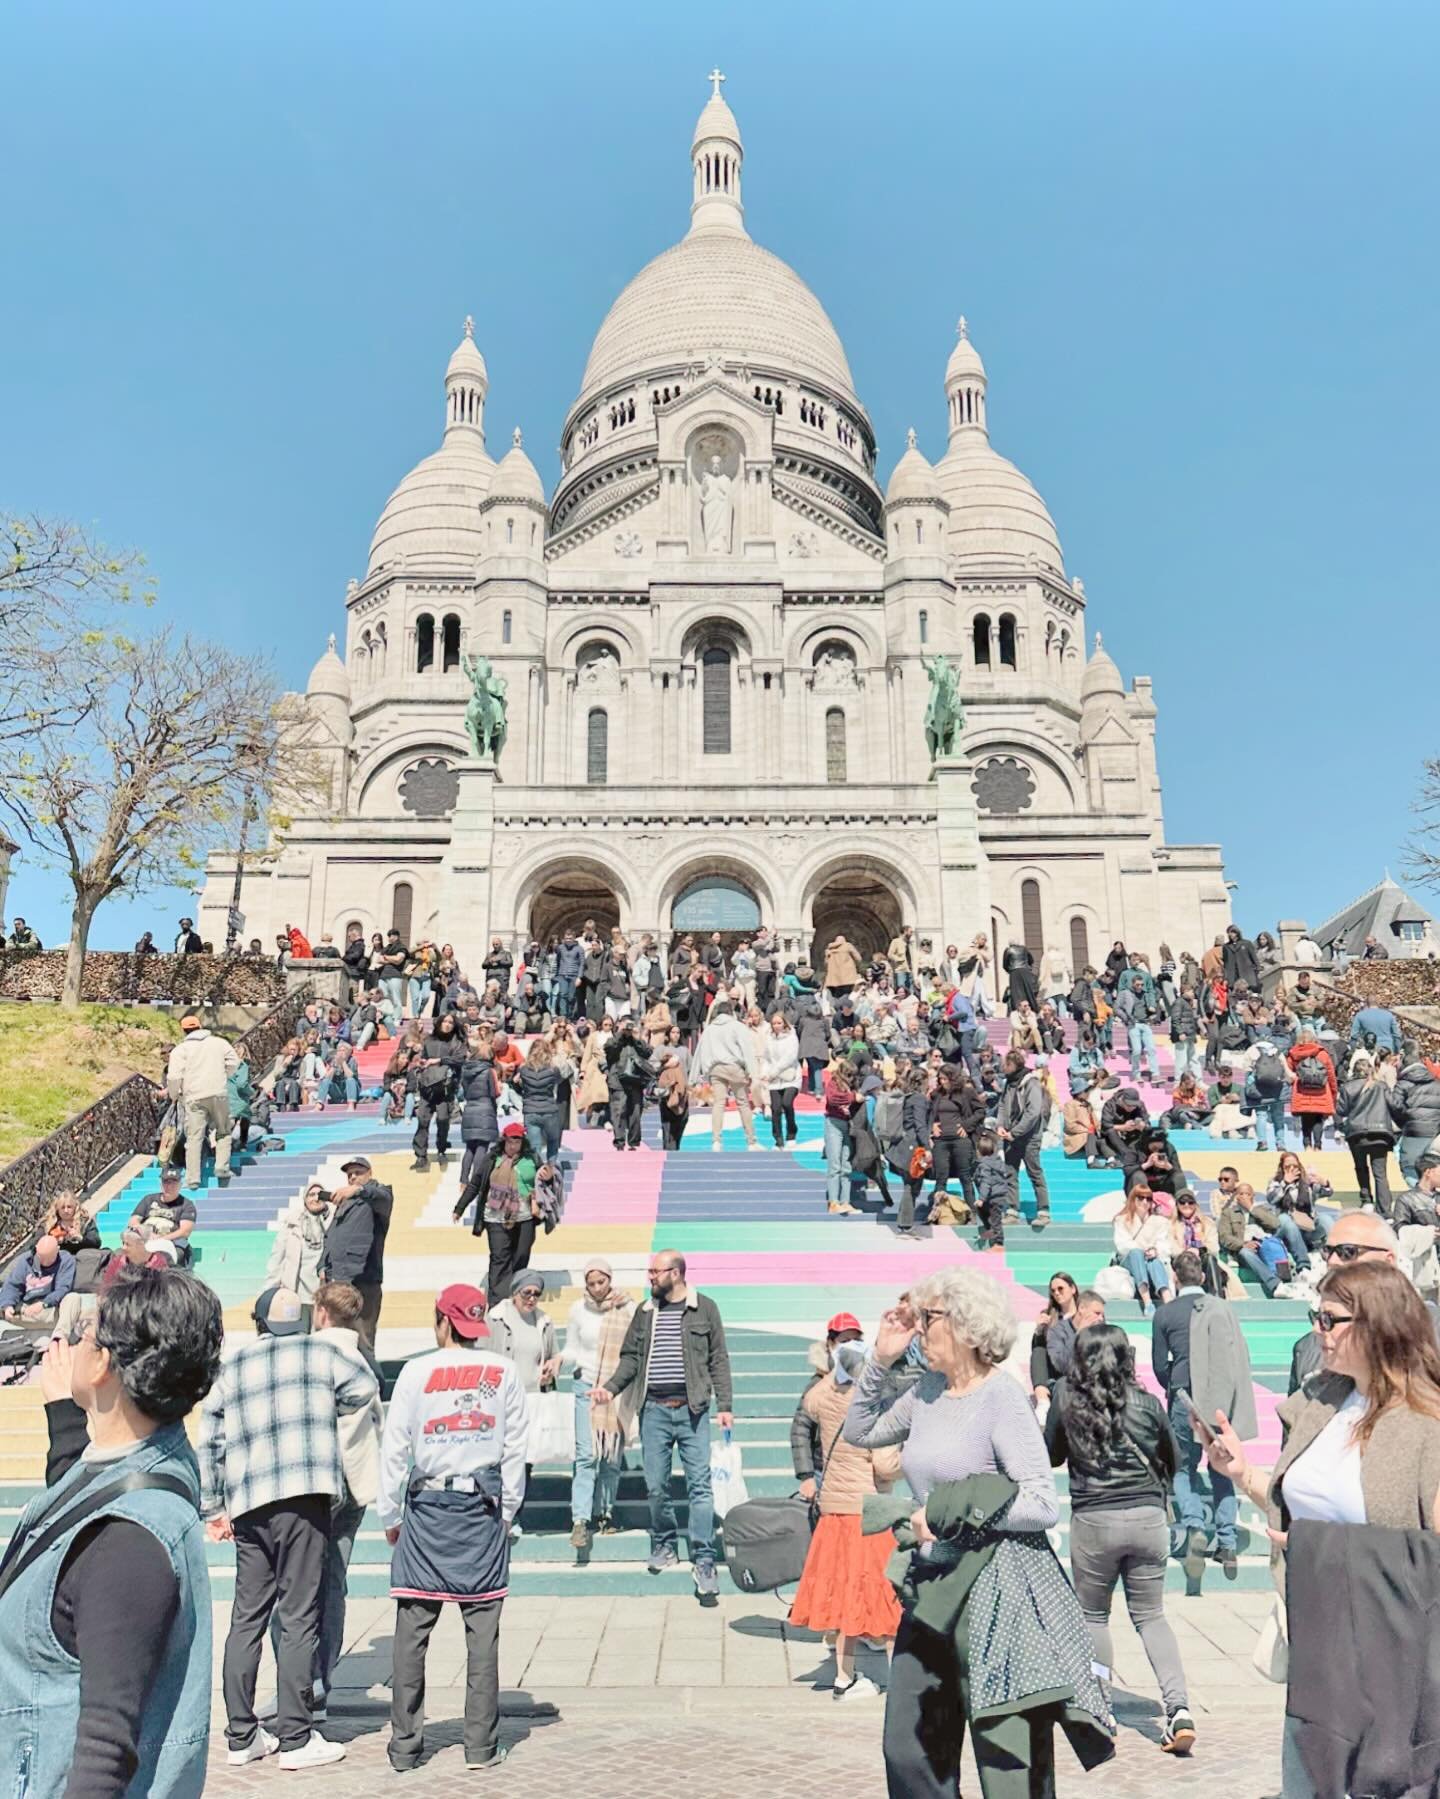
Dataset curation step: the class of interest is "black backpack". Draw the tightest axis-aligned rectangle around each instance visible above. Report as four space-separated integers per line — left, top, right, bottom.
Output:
1252 1051 1286 1099
1296 1054 1330 1095
722 1496 813 1593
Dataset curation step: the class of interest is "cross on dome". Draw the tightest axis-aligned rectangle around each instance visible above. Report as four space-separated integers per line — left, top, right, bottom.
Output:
906 426 917 449
463 315 474 339
957 315 968 341
708 67 726 98
512 426 523 448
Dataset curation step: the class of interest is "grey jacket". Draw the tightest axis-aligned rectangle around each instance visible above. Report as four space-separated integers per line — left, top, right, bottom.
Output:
606 1289 733 1413
1395 1062 1440 1140
1190 1293 1257 1440
998 1070 1047 1140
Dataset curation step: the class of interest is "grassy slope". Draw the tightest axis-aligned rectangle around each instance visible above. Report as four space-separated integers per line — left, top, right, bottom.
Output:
0 1006 182 1164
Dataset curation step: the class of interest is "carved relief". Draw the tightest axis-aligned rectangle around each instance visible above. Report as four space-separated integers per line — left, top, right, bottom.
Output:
788 528 819 559
614 530 644 559
812 642 858 693
690 431 740 555
398 759 460 819
576 646 622 694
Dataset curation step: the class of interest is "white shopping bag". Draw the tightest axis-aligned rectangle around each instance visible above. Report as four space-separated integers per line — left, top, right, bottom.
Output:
710 1428 749 1519
527 1390 576 1466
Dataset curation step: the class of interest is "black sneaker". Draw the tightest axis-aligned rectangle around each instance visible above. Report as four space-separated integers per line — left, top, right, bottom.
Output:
436 1151 450 1168
410 1157 429 1172
1182 1528 1208 1587
1219 1544 1238 1581
1161 1707 1197 1755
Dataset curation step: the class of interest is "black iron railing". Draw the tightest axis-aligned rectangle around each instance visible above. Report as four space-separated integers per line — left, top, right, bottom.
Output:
0 981 316 1260
0 1073 167 1257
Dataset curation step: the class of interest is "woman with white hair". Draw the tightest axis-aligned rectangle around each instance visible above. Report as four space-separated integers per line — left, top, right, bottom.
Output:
844 1266 1112 1797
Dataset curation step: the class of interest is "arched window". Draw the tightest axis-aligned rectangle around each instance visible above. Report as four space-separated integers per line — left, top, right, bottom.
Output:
998 614 1017 669
345 918 363 944
415 615 435 674
1069 915 1090 975
502 609 512 645
586 708 608 785
919 609 929 644
441 614 461 672
1021 879 1044 956
391 882 414 941
701 646 731 754
972 614 991 668
825 707 847 783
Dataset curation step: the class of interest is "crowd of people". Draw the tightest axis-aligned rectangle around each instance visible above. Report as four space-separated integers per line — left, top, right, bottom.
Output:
6 910 1440 1796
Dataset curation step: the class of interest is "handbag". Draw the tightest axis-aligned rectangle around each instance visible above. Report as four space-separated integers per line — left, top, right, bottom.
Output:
526 1389 576 1466
722 1496 813 1593
1252 1593 1289 1683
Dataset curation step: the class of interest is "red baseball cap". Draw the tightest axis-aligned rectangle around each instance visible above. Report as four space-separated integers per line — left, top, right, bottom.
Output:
500 1121 526 1139
436 1284 490 1339
827 1312 862 1336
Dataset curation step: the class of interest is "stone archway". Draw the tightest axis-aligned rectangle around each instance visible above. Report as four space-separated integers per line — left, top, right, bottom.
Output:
528 866 622 945
670 871 762 963
809 868 904 970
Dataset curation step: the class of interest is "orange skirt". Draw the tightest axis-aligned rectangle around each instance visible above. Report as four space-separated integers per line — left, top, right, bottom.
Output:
788 1513 901 1641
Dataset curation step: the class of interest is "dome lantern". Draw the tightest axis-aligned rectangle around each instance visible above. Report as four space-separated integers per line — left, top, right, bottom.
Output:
444 314 488 444
945 315 987 442
689 69 745 239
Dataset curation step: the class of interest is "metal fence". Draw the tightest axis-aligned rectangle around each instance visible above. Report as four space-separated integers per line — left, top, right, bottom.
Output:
0 982 316 1260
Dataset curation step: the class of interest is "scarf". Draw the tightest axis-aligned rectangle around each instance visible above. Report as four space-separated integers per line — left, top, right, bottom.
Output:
591 1298 638 1462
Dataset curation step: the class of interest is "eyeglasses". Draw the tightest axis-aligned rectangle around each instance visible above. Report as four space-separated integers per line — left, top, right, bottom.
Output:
1324 1242 1377 1263
918 1307 947 1332
1316 1310 1355 1334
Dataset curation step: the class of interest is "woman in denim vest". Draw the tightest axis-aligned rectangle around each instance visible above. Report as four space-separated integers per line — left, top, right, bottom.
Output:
0 1270 222 1797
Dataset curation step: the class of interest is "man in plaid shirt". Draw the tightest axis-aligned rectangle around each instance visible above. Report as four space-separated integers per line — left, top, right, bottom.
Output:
200 1284 378 1771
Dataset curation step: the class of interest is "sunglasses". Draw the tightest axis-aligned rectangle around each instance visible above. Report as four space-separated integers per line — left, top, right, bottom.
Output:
1324 1242 1376 1263
1316 1310 1355 1334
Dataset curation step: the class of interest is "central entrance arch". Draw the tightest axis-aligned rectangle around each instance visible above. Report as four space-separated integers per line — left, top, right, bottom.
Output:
527 863 622 945
670 873 761 962
806 861 908 970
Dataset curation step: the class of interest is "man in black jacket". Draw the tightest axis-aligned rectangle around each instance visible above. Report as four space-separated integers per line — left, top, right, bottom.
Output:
1100 1086 1150 1176
319 1157 392 1349
1221 925 1261 993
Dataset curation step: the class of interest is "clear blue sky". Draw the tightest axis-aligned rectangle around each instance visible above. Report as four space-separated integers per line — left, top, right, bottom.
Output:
3 0 1436 949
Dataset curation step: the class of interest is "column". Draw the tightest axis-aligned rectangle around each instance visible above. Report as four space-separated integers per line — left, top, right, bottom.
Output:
933 755 991 946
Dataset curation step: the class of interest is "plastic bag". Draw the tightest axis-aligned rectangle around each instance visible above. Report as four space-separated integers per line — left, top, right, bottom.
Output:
527 1390 576 1467
710 1429 749 1519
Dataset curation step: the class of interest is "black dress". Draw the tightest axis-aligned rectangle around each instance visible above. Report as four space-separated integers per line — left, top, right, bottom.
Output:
1003 946 1039 1011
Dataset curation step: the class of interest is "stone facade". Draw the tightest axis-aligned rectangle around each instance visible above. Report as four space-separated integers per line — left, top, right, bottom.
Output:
199 77 1229 974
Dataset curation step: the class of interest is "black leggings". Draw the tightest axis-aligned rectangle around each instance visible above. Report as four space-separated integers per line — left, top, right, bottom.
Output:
1299 1114 1327 1150
769 1087 798 1146
484 1218 537 1308
931 1136 976 1204
1348 1133 1394 1214
661 1106 688 1150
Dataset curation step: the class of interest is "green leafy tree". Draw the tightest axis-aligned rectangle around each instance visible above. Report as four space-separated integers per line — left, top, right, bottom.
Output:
0 630 301 1005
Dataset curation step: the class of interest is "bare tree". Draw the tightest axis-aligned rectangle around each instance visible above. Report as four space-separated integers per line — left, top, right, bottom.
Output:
1407 758 1440 890
0 511 153 742
0 630 312 1005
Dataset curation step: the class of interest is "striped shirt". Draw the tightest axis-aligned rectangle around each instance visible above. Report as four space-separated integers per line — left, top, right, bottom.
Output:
646 1302 688 1400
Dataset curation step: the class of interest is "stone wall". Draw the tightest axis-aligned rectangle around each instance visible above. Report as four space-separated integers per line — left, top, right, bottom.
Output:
0 951 285 1007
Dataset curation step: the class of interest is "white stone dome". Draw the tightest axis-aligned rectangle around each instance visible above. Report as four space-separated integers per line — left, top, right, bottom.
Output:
936 435 1063 572
885 429 941 506
446 324 488 386
487 429 546 506
577 232 857 412
1080 633 1125 703
692 90 742 152
946 322 985 386
306 634 350 702
367 433 496 576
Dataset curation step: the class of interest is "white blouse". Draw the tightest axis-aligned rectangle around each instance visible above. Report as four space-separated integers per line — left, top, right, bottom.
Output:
1280 1389 1368 1525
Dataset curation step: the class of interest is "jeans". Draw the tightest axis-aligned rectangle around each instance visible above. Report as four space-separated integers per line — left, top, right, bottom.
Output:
390 1597 501 1770
1170 1393 1237 1550
1002 1131 1049 1217
1172 1038 1200 1082
824 1115 853 1205
571 1387 622 1524
353 1022 376 1051
1238 1245 1279 1296
804 1055 826 1097
1253 1094 1288 1151
1119 1247 1171 1301
408 975 432 1017
380 974 405 1016
639 1402 715 1568
1400 1133 1435 1187
554 976 577 1019
1275 1212 1325 1270
1128 1022 1157 1076
1069 1504 1188 1712
525 1113 563 1165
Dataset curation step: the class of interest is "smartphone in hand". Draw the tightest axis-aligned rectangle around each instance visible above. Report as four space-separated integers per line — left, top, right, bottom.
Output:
1175 1390 1216 1448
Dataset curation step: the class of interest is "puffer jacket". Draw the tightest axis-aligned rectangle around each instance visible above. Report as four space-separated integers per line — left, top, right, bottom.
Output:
1167 996 1199 1041
459 1058 499 1141
1394 1062 1440 1141
801 1358 902 1516
793 996 830 1061
1338 1077 1401 1142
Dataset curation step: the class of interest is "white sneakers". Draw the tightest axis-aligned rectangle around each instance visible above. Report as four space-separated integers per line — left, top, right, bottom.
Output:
227 1730 278 1766
277 1733 347 1770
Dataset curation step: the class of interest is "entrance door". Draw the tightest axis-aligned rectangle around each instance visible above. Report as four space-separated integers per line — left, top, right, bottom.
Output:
671 875 761 965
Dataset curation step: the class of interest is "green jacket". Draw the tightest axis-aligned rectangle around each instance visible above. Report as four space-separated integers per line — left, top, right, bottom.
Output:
864 1474 1113 1770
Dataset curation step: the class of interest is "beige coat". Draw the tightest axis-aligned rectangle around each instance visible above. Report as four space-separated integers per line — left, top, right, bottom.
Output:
166 1028 239 1103
803 1367 903 1516
823 939 863 988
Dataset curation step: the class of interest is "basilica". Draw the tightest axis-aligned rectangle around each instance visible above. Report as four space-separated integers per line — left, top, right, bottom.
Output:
199 76 1230 975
